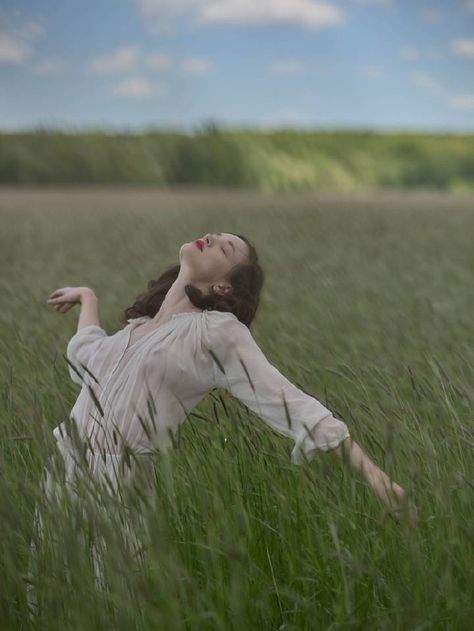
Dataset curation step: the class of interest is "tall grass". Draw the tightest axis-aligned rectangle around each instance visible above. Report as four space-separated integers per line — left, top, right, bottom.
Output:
0 188 473 629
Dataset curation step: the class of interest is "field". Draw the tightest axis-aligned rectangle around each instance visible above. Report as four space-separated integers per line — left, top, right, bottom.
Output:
1 187 473 630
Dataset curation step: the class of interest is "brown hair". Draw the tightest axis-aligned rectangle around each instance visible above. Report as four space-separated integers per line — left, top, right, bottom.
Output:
119 234 264 328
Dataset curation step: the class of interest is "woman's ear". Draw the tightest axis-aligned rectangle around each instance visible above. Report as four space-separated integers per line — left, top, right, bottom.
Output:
212 282 233 297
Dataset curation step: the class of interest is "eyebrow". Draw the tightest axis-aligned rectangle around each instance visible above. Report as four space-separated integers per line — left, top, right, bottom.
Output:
215 232 235 257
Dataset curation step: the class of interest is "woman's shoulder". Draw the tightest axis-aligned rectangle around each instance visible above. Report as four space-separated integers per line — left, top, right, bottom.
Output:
204 309 246 331
204 309 240 322
204 310 253 348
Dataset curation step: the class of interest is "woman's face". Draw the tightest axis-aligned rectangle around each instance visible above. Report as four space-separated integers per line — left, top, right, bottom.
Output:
180 232 250 284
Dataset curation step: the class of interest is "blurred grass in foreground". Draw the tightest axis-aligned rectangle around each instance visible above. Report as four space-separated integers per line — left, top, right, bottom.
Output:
0 188 473 630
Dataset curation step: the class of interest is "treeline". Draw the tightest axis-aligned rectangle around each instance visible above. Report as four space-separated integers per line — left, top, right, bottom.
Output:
1 125 473 192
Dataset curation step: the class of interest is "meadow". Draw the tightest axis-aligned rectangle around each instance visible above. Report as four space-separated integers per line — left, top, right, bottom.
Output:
0 187 473 630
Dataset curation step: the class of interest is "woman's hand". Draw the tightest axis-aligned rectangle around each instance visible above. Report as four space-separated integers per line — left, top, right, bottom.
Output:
331 437 418 528
46 287 96 314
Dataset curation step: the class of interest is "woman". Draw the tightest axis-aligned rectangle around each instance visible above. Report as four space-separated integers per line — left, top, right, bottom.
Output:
44 231 412 524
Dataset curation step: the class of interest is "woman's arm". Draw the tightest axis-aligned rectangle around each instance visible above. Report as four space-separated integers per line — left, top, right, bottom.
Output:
208 315 349 461
77 289 100 330
207 315 417 527
329 436 417 527
47 286 100 331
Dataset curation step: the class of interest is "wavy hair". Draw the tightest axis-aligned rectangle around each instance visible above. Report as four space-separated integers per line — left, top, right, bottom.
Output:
119 234 264 328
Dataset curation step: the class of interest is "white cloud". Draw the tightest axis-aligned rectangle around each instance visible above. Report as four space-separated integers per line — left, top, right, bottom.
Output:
90 46 213 77
448 93 474 110
400 45 419 62
410 71 474 111
139 0 345 29
400 45 445 62
18 21 44 38
199 0 344 28
91 46 140 74
0 19 44 64
452 38 474 58
180 57 214 75
112 76 165 99
410 71 444 95
144 52 173 71
358 64 386 79
268 60 306 76
31 57 67 76
0 33 29 63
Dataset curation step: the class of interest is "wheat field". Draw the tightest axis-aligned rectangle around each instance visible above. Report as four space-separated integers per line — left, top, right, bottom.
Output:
1 187 473 630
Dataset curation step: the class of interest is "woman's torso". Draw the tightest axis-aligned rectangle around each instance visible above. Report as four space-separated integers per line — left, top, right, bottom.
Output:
125 310 203 350
54 311 232 456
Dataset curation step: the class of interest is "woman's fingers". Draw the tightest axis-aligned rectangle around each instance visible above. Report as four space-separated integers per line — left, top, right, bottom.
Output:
49 299 73 314
47 287 83 305
48 287 72 300
48 290 69 304
48 289 64 298
47 287 83 313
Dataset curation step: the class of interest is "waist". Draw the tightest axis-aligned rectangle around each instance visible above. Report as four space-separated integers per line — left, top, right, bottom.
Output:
53 430 161 458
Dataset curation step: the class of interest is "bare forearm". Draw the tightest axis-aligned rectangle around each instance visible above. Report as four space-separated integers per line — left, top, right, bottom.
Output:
330 436 405 512
77 289 100 331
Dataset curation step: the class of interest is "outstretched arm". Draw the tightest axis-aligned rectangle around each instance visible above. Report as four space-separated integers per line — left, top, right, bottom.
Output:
47 286 100 331
329 436 417 527
207 314 417 527
208 315 350 463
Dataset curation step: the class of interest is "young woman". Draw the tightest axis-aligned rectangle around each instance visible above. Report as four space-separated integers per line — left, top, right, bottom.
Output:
45 232 413 526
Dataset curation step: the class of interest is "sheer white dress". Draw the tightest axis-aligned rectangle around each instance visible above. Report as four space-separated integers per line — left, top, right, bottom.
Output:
28 309 349 610
57 309 349 483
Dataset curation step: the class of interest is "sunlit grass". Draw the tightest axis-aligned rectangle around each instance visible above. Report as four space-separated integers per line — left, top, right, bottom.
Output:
0 188 473 629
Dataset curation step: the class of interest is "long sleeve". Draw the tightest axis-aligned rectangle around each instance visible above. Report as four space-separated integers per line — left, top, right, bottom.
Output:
207 314 350 465
66 324 108 386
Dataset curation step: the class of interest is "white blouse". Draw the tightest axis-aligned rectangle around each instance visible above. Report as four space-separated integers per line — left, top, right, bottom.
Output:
55 309 349 487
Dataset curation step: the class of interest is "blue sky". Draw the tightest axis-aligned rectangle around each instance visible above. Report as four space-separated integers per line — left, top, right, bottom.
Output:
1 0 474 131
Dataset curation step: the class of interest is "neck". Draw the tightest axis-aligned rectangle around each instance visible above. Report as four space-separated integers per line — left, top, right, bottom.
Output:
152 270 207 323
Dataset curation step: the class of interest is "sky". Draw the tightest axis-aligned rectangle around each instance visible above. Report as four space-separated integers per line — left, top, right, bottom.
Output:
1 0 474 132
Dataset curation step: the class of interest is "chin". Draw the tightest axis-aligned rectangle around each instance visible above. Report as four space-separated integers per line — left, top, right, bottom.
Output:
180 242 197 259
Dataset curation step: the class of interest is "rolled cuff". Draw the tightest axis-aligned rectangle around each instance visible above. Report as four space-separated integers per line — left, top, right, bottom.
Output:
290 414 350 465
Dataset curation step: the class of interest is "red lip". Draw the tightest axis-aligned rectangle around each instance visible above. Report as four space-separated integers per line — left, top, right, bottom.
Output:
194 239 205 251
